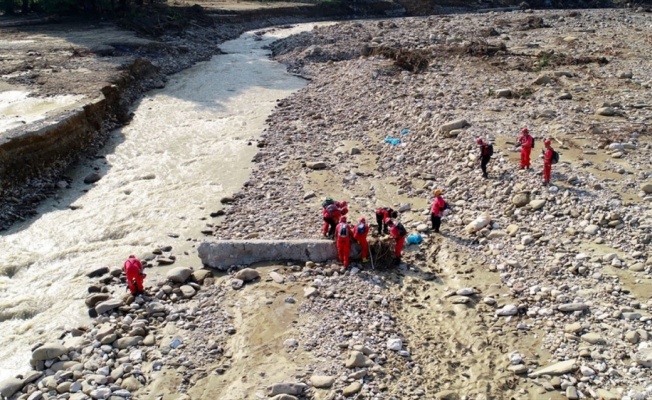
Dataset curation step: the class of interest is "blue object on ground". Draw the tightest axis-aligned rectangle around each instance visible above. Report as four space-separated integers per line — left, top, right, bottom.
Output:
400 128 410 135
384 137 401 145
406 234 423 245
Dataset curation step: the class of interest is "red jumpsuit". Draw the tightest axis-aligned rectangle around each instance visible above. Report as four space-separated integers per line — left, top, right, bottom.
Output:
123 257 144 295
430 196 447 232
336 222 352 267
390 224 407 258
518 134 534 168
543 147 554 184
352 220 370 262
322 204 341 237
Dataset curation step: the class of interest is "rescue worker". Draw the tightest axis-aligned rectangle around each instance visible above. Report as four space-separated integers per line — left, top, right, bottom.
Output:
335 216 352 267
430 189 448 233
352 217 370 263
375 207 398 235
542 139 554 186
123 255 146 296
477 138 494 179
322 202 341 239
335 201 349 216
516 128 535 170
386 218 407 262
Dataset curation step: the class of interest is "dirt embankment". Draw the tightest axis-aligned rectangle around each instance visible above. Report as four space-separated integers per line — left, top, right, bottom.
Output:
0 0 404 231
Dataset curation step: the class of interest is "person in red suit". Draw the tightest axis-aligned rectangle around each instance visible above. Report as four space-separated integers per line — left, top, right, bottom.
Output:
352 217 370 263
375 207 398 235
335 216 353 267
123 255 145 295
517 128 535 169
430 189 448 233
542 139 554 186
386 218 407 262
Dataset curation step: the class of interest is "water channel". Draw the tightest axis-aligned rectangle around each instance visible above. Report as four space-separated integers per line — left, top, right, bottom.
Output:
0 23 325 381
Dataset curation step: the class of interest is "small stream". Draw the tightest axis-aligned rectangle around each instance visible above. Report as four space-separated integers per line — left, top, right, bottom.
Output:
0 23 326 381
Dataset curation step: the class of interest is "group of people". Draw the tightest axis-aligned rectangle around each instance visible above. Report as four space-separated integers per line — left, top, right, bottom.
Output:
322 189 449 267
476 128 559 186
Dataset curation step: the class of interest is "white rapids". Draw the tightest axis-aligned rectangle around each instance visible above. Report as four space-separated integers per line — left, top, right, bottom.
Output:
0 22 328 381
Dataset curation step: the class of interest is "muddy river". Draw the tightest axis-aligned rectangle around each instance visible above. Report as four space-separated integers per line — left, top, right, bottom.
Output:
0 23 326 381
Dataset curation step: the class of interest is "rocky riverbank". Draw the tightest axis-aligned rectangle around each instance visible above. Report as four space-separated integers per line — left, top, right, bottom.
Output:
210 7 652 399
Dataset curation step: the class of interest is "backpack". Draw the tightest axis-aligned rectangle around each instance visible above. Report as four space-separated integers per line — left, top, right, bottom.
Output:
396 223 407 237
551 150 559 164
322 198 335 208
483 144 494 157
339 224 349 237
443 201 450 211
326 204 338 216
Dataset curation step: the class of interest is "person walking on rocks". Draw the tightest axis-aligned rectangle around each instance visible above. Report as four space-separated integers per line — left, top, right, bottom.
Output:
353 217 370 263
123 255 146 296
336 216 353 267
476 137 493 179
542 139 556 186
430 189 448 233
375 207 398 235
516 128 535 170
386 218 407 262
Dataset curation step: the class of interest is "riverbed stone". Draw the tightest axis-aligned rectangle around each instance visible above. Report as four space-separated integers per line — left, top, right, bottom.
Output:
95 298 124 315
32 343 67 361
529 359 577 377
268 382 306 396
114 336 142 349
234 268 259 282
0 377 24 398
310 375 335 388
345 351 374 368
166 267 192 283
581 332 606 345
343 381 362 396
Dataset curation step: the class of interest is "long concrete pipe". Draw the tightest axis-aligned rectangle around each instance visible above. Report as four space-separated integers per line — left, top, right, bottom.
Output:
198 240 361 270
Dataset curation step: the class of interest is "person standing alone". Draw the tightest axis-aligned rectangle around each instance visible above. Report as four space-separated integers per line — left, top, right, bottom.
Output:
123 255 146 296
430 189 448 233
476 137 493 179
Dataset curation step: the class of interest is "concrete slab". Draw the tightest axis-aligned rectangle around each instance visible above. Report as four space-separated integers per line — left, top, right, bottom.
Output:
198 240 360 270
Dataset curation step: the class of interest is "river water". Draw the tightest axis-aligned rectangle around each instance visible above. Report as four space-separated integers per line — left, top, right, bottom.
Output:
0 23 323 382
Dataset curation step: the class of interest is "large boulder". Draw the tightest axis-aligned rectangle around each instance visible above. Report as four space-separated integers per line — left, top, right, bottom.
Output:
512 192 530 207
234 268 260 282
642 183 652 194
0 377 24 398
32 343 67 361
268 383 306 396
95 298 123 315
166 267 192 283
439 118 469 133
